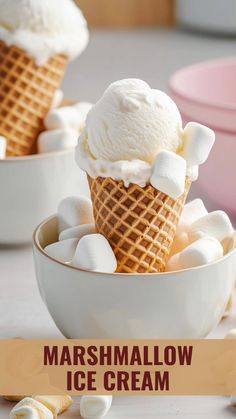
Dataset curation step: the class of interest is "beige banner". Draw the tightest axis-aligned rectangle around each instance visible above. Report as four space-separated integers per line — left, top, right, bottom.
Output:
0 340 236 395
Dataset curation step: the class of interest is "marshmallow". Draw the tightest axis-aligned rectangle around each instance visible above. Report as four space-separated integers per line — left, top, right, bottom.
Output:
186 165 199 182
0 136 6 159
59 223 96 241
230 395 236 407
72 234 117 272
182 122 215 166
150 151 186 199
33 395 72 416
79 396 112 419
10 397 53 419
51 89 64 109
44 238 78 263
188 211 233 243
45 106 82 131
38 129 78 153
169 231 189 257
58 195 94 233
166 253 181 272
74 102 93 127
179 236 223 269
177 199 208 234
225 329 236 339
170 199 208 259
168 236 223 270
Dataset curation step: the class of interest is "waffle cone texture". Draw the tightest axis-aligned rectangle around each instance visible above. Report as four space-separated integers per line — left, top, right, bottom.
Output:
0 41 68 156
88 176 191 273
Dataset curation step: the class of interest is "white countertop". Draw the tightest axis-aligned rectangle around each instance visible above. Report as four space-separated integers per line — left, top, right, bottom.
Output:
1 28 236 417
1 396 236 419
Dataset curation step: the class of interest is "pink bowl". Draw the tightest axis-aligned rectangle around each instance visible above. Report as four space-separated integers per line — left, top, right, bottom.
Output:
169 58 236 217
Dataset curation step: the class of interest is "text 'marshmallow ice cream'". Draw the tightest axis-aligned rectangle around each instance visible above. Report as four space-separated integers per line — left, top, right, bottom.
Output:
0 0 89 65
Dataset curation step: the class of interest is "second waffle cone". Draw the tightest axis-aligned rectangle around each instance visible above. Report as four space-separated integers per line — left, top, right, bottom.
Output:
88 176 191 273
0 41 68 157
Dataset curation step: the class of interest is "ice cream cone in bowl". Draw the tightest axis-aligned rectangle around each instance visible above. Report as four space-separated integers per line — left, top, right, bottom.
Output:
0 96 93 245
76 79 215 273
0 43 68 156
0 0 89 157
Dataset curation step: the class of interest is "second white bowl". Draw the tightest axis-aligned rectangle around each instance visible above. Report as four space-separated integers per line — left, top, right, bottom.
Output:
0 150 89 245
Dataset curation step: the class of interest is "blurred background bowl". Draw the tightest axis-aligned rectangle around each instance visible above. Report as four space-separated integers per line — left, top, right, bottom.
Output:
0 151 89 245
170 58 236 219
177 0 236 35
33 215 236 339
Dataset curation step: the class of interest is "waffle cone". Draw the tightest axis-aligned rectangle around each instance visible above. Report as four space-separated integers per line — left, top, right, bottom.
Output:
88 176 191 273
0 41 68 156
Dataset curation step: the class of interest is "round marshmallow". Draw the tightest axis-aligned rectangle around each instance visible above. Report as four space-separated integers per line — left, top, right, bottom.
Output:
44 239 79 263
72 234 117 273
59 223 96 241
79 396 113 419
74 102 93 122
225 329 236 339
177 199 208 234
182 122 215 166
58 196 94 234
178 236 223 269
38 129 78 153
0 136 7 159
45 106 82 131
186 165 199 182
169 231 189 257
166 253 181 272
33 395 73 416
150 150 186 199
168 236 223 271
10 398 53 419
189 211 233 243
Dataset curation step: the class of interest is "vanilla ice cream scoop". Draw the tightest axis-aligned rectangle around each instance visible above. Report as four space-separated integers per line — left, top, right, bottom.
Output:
84 79 183 163
76 78 214 191
0 0 89 64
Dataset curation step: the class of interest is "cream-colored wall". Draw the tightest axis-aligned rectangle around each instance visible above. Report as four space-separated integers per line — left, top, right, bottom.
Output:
76 0 175 27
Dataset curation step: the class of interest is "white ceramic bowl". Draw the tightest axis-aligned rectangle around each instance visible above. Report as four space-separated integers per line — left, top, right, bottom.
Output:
33 216 236 339
0 151 89 245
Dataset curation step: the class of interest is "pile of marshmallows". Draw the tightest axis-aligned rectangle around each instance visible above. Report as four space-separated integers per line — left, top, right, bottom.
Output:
45 195 117 273
44 194 234 274
8 394 112 419
167 198 234 271
0 89 93 158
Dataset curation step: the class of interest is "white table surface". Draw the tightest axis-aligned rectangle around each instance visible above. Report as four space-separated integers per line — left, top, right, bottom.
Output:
1 28 236 417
